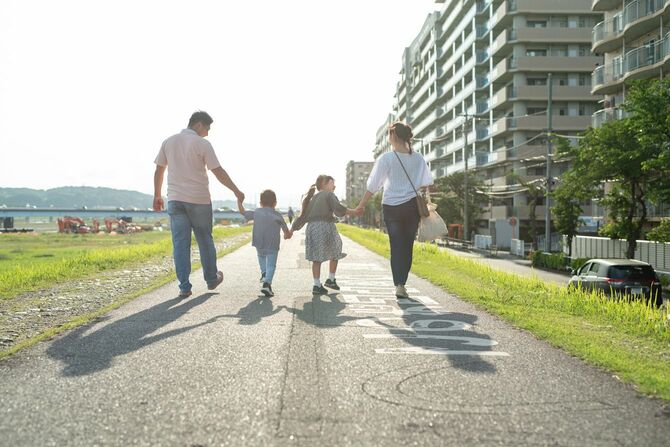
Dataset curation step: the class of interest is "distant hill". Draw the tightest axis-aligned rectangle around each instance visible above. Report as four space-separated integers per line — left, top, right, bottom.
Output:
0 187 250 210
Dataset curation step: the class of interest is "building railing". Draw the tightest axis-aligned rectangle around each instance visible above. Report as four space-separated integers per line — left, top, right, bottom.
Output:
476 0 491 14
592 31 670 88
592 107 627 128
592 0 669 47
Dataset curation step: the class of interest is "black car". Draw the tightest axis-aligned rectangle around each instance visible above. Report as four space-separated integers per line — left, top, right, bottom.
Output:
568 258 663 306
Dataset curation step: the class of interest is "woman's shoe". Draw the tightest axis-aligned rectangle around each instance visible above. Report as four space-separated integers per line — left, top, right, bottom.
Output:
395 285 409 299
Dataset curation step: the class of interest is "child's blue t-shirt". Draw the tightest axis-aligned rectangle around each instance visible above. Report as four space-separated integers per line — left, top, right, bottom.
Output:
242 207 289 255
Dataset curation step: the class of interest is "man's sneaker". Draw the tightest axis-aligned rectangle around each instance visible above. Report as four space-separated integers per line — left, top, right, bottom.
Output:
208 271 224 290
312 285 328 295
324 278 340 290
178 290 192 299
261 282 274 297
395 285 409 299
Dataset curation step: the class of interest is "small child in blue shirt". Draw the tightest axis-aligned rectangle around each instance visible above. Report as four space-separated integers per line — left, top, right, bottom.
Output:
237 189 292 297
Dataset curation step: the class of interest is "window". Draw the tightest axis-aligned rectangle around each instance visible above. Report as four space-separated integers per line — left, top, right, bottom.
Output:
527 49 547 57
527 77 547 86
579 74 591 86
579 45 592 57
550 45 568 57
578 262 592 275
527 20 547 28
587 262 600 276
550 16 568 28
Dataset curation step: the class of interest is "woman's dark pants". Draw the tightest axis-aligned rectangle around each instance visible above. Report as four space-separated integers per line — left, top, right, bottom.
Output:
383 199 420 286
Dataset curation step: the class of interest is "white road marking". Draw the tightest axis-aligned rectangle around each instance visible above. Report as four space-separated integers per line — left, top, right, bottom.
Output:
356 318 473 332
375 347 510 356
336 277 509 357
363 334 498 346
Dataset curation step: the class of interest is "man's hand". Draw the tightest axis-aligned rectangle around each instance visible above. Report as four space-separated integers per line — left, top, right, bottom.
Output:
354 205 365 216
235 190 245 203
153 196 164 212
284 230 293 240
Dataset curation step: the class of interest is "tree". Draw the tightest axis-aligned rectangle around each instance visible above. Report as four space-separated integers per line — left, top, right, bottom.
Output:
551 169 585 257
647 218 670 243
507 173 544 250
554 79 670 258
432 172 487 237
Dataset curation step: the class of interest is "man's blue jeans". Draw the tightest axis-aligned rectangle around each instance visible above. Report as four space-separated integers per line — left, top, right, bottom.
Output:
167 200 218 292
257 250 279 284
382 198 420 286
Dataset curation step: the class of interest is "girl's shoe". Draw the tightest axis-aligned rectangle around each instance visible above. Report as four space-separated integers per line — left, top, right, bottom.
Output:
395 285 409 299
312 285 328 295
324 279 340 290
261 282 274 297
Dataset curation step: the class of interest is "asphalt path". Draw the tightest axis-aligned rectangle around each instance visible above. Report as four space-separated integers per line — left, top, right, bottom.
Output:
1 233 669 446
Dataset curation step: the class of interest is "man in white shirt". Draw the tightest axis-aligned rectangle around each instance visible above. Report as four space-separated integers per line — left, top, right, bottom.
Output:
153 111 245 298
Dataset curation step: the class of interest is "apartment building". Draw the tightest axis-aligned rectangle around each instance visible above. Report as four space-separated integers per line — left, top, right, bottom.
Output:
591 0 670 221
375 0 603 246
591 0 670 127
345 161 374 204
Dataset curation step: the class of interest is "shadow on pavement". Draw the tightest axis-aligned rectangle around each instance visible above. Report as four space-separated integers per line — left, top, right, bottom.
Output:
224 297 283 325
371 298 498 374
280 293 362 327
47 293 219 377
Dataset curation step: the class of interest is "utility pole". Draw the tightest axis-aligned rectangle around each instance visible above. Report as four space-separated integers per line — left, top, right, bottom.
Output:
463 113 470 242
545 73 553 252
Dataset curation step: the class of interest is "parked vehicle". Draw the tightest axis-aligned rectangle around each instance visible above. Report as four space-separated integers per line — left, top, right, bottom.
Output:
568 259 663 306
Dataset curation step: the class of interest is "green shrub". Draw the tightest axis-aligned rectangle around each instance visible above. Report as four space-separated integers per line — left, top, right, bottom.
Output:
531 251 569 271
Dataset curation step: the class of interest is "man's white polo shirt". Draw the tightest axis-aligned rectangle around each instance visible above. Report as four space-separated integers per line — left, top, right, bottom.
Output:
154 129 221 205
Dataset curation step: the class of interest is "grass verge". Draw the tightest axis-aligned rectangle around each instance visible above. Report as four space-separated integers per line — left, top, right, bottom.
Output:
0 229 250 360
0 226 250 300
338 224 670 401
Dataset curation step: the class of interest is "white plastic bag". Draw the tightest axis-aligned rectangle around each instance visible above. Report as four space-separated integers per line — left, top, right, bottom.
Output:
417 203 447 242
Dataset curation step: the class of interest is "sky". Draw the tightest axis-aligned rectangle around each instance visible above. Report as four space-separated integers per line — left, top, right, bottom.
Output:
0 0 439 207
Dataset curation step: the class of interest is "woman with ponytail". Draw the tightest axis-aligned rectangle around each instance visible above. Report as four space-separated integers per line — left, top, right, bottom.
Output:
291 175 358 295
354 122 433 298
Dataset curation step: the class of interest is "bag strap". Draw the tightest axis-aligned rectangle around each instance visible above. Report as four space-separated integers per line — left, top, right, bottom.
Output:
392 150 420 197
392 150 431 203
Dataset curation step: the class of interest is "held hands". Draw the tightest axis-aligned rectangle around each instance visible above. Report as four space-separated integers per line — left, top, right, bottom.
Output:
283 230 293 240
353 205 365 216
235 190 245 203
153 196 164 212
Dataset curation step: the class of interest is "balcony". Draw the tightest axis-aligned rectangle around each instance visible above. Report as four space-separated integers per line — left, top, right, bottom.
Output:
513 0 593 14
514 115 592 131
516 85 594 101
592 107 627 128
476 0 491 15
491 57 515 83
592 32 670 95
515 56 602 73
592 0 622 11
476 49 490 65
515 26 592 44
592 0 670 54
492 28 514 57
491 0 513 31
490 85 516 109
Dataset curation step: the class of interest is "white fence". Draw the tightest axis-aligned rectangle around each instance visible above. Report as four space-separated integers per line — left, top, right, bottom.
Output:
511 239 527 257
474 234 492 250
568 236 670 271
